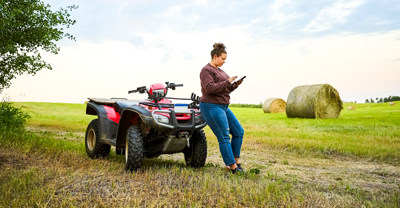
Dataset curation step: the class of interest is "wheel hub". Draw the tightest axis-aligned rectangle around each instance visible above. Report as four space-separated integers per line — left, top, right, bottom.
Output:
87 129 96 150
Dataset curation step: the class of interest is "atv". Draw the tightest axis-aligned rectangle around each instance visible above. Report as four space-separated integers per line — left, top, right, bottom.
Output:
84 82 207 171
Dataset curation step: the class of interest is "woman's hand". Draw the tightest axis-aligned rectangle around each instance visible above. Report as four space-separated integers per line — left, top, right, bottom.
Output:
231 76 245 90
228 76 238 83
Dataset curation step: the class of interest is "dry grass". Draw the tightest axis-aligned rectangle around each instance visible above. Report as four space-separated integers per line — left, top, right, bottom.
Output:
1 137 399 207
0 146 291 207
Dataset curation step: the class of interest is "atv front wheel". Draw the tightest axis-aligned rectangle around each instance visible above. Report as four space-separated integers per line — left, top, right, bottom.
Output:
125 125 144 172
184 129 207 167
85 119 111 159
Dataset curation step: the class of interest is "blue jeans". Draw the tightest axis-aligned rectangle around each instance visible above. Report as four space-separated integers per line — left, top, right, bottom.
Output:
199 102 244 166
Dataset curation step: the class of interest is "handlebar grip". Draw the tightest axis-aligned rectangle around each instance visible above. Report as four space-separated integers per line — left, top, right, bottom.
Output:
128 90 137 94
175 84 183 87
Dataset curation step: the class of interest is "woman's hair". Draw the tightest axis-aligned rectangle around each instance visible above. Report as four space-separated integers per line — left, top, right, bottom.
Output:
210 42 227 58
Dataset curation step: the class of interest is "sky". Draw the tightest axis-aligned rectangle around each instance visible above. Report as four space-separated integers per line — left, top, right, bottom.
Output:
2 0 400 104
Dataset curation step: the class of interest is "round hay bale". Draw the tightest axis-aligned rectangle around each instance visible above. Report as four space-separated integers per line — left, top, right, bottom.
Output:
263 98 286 113
286 84 343 119
347 106 355 111
389 102 395 106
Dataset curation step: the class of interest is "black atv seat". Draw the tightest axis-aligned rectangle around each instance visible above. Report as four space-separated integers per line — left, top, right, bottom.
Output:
115 101 139 115
88 98 128 105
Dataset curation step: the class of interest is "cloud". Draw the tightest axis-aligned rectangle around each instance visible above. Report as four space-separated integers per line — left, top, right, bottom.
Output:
50 0 400 46
3 26 400 104
298 46 309 55
303 0 365 33
270 0 300 25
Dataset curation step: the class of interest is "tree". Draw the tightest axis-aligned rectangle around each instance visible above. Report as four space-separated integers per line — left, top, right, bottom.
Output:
391 96 400 101
366 95 400 103
0 0 77 93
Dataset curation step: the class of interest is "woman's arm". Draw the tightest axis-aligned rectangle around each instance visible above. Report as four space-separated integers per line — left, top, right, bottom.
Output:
200 69 232 94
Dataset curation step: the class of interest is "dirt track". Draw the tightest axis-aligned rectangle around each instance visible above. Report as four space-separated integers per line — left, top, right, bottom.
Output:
163 144 400 193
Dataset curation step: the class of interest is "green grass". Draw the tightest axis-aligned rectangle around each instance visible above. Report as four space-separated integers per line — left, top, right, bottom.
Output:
14 102 400 163
230 103 400 163
16 102 93 132
0 101 399 207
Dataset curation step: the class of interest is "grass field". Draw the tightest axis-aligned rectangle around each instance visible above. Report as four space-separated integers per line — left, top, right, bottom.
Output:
1 102 399 207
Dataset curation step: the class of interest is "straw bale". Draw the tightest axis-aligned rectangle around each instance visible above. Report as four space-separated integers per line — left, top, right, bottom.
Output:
263 98 286 113
286 84 343 119
347 106 355 111
389 102 395 106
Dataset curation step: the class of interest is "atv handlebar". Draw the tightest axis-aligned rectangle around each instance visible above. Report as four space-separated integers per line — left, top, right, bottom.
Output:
127 82 201 110
128 82 190 109
165 82 183 90
128 86 147 94
128 83 183 95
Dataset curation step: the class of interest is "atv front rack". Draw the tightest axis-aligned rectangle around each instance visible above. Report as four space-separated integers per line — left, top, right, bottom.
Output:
139 101 174 108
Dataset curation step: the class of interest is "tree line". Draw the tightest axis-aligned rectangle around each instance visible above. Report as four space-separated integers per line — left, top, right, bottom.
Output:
365 96 400 103
230 103 263 108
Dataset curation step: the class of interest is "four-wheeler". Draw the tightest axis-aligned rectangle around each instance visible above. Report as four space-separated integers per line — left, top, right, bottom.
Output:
84 82 207 171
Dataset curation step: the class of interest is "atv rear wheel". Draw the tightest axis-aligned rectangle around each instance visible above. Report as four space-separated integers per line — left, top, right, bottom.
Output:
184 129 207 167
125 125 144 172
85 119 111 159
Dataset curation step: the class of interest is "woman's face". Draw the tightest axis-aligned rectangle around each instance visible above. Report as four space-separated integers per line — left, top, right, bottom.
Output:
214 53 227 67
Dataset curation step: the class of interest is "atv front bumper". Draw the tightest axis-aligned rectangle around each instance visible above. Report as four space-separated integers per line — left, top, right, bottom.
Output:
149 109 206 135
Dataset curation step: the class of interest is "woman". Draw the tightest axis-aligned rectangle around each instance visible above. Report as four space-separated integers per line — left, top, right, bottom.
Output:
199 43 245 174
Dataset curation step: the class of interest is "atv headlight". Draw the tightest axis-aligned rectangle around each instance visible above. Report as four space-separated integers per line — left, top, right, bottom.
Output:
194 114 204 124
154 114 169 124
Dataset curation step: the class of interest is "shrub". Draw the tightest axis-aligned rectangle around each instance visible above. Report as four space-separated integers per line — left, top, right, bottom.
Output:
0 100 30 138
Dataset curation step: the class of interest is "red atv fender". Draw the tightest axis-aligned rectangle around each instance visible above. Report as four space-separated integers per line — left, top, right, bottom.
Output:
86 101 120 146
86 99 172 155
